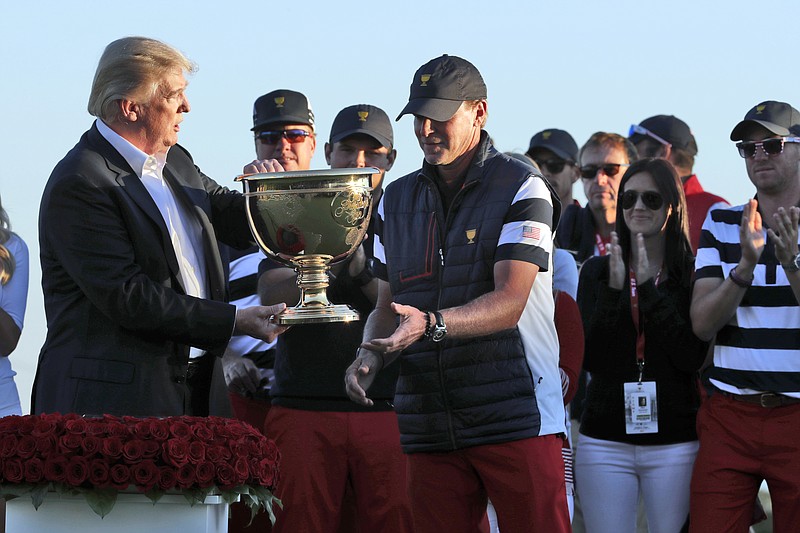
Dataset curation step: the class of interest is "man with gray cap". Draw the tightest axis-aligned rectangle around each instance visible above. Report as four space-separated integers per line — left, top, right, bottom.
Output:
345 54 569 533
257 103 411 533
527 128 581 207
629 115 728 252
689 100 800 532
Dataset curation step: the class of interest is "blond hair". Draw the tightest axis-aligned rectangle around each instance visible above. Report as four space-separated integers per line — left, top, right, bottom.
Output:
0 195 15 285
87 36 196 123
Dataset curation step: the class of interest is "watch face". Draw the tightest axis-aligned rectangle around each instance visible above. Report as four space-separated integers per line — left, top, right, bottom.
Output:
432 329 446 342
794 253 800 270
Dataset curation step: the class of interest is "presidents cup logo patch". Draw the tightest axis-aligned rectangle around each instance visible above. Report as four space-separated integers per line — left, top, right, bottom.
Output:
756 105 766 114
274 96 285 108
542 131 552 140
358 111 369 122
420 74 431 86
466 229 477 244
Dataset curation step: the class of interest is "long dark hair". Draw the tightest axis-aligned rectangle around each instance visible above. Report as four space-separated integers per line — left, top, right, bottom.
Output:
615 158 694 287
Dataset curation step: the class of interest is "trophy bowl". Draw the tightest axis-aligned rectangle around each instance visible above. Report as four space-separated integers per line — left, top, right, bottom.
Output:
236 167 377 325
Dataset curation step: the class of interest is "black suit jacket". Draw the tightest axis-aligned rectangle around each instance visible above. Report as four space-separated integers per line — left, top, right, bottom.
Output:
32 123 252 417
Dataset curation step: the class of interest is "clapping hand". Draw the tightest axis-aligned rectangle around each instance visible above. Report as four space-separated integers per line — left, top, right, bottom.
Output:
608 231 625 290
739 199 765 271
767 206 799 268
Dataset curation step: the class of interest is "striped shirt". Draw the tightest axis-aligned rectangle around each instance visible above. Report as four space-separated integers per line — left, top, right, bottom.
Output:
695 203 800 397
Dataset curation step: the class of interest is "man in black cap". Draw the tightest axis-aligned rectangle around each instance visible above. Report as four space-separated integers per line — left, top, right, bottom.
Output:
256 104 412 533
345 54 569 533
527 128 581 207
689 100 800 532
629 115 728 252
250 88 316 171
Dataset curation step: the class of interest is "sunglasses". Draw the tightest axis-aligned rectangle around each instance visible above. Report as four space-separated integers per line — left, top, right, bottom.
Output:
628 124 672 147
533 158 571 174
255 129 312 144
580 163 630 180
735 137 800 159
621 190 664 210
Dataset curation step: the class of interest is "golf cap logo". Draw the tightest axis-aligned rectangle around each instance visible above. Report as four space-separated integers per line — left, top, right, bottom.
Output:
756 105 766 114
420 74 431 86
358 111 369 122
274 96 285 108
543 131 552 140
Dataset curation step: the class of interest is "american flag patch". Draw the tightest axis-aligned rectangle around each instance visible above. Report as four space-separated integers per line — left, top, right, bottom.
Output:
522 225 540 240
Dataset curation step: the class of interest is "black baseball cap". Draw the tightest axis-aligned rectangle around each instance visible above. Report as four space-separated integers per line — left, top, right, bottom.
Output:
730 100 800 140
527 129 578 162
329 104 393 148
630 115 698 155
396 54 487 122
252 89 315 132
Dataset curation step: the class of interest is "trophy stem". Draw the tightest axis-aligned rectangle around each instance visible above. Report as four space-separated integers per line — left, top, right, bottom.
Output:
295 256 333 308
273 254 360 325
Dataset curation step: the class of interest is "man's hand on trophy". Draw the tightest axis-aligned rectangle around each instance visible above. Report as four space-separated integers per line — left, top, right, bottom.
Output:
243 159 285 174
234 303 288 343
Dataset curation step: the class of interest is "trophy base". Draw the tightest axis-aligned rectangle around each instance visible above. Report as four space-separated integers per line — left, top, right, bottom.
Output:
276 304 360 325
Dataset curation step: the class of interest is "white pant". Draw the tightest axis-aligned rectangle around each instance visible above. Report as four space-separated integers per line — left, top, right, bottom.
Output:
574 434 698 533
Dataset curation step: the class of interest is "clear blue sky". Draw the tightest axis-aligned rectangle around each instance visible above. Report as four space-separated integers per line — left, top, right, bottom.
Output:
2 0 798 413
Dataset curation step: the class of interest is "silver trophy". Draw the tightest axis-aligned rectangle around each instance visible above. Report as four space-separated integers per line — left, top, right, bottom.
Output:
236 167 377 325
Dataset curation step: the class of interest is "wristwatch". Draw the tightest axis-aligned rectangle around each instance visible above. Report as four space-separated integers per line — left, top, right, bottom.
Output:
351 259 375 287
430 311 447 342
784 252 800 273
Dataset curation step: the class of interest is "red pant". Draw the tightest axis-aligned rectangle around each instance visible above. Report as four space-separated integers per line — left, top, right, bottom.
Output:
265 406 412 533
408 435 570 533
227 393 273 532
690 393 800 533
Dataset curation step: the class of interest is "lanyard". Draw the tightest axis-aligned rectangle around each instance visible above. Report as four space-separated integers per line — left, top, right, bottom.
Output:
629 267 661 383
595 232 611 256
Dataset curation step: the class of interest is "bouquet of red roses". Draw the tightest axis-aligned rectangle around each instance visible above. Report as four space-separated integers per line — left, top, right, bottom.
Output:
0 413 280 521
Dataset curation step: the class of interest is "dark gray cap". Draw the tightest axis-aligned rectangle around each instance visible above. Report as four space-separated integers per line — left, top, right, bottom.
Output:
396 54 487 122
527 129 579 162
252 89 314 131
330 104 393 148
730 100 800 140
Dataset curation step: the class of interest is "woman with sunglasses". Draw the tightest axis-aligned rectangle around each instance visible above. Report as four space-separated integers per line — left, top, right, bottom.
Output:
0 192 26 416
574 158 708 533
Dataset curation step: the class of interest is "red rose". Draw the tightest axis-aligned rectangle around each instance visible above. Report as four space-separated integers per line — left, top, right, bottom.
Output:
215 463 236 490
0 415 21 434
85 419 108 436
122 439 146 463
188 441 206 464
0 435 17 458
105 420 130 439
101 436 124 459
35 435 57 456
169 420 192 441
81 435 102 457
16 435 37 459
58 433 83 455
163 439 189 467
132 460 160 492
191 423 214 443
233 457 249 484
31 418 57 439
109 464 131 490
158 466 177 491
148 420 170 442
133 420 152 440
195 461 215 488
23 457 44 484
88 459 110 488
142 439 160 459
65 456 89 486
64 418 88 435
4 458 24 483
205 445 228 463
43 456 68 483
175 463 196 489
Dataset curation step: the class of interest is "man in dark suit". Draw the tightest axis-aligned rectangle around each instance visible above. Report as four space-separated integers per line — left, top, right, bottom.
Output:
32 36 286 418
